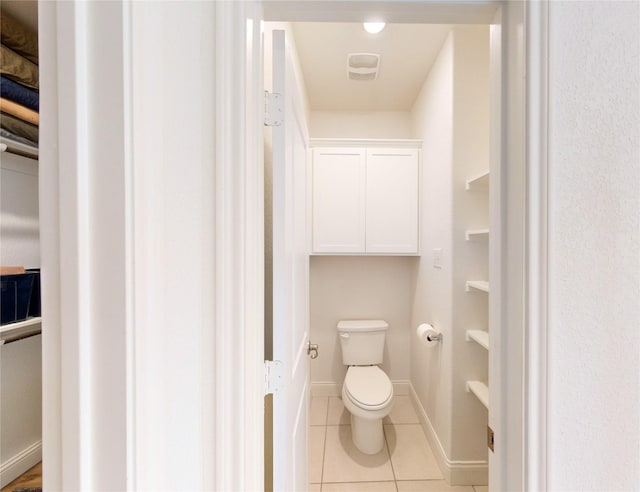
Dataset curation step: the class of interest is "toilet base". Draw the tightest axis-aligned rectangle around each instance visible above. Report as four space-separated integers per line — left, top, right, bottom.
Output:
350 413 384 455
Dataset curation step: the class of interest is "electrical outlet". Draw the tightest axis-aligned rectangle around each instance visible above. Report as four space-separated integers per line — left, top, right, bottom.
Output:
433 248 442 269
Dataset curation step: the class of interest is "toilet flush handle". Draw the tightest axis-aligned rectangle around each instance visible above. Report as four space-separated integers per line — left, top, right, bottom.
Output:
339 333 350 339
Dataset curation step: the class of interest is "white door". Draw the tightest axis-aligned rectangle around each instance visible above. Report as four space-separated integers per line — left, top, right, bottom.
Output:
271 29 311 491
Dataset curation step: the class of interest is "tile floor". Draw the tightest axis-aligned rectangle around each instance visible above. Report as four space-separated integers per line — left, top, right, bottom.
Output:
309 395 487 492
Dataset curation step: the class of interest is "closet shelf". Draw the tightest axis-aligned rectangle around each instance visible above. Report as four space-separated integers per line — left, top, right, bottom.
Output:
465 229 489 241
0 317 42 333
466 381 489 409
466 280 489 293
1 137 39 158
466 330 489 350
465 171 489 191
0 317 42 345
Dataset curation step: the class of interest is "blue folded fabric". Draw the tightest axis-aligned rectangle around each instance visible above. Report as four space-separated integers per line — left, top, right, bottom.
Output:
0 75 38 111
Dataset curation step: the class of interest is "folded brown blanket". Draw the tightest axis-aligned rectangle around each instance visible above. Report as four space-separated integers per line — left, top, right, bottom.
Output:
1 111 38 143
0 98 38 125
0 44 38 90
1 9 38 64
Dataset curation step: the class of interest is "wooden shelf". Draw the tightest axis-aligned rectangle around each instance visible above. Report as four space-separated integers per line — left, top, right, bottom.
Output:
466 330 489 350
466 280 489 293
465 171 489 191
465 229 489 241
466 381 489 409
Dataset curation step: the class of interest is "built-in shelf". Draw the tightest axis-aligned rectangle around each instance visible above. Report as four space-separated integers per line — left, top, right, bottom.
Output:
0 317 42 333
465 171 489 191
466 381 489 409
1 317 42 345
465 280 489 293
1 136 39 158
465 229 489 241
466 330 489 350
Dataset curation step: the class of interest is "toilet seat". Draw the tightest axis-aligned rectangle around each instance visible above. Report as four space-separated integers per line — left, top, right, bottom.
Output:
344 366 393 411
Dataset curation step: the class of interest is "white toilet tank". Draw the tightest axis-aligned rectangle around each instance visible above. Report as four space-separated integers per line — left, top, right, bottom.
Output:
337 319 388 365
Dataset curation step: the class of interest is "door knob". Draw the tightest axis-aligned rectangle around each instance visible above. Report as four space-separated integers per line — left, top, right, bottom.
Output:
307 341 319 359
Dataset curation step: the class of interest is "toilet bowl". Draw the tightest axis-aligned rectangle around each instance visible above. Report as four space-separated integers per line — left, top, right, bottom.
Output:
341 365 394 454
337 318 395 454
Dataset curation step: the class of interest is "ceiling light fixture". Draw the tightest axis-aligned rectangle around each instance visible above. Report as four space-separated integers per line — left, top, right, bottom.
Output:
363 22 386 34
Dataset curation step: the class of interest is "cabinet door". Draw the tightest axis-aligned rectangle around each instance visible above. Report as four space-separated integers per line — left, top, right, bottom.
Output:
365 148 419 254
312 148 366 253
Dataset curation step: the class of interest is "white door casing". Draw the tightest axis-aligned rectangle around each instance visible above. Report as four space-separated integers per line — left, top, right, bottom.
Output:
39 1 265 490
271 29 311 491
38 1 540 490
262 3 530 490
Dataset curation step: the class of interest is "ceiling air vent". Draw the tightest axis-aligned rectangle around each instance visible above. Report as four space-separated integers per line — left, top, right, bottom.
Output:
347 53 380 81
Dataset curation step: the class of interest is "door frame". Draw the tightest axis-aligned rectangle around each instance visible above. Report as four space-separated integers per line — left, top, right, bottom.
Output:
38 0 548 490
256 1 549 490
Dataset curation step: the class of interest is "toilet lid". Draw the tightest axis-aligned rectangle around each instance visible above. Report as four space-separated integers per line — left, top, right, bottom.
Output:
344 366 393 409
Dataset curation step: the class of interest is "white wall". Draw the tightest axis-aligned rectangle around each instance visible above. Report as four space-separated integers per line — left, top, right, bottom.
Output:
307 108 416 390
309 256 415 386
450 26 490 462
1 335 42 487
410 25 490 472
546 2 640 490
410 30 455 457
309 111 413 139
0 153 40 268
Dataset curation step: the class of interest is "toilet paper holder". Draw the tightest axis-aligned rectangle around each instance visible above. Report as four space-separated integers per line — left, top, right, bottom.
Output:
426 331 442 342
416 323 443 346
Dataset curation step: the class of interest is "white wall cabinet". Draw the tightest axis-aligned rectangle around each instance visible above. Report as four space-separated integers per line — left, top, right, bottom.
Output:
312 147 366 253
311 140 421 255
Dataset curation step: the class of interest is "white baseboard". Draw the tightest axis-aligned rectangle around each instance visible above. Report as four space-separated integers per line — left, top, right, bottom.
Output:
393 380 410 395
408 384 488 486
0 440 42 488
311 380 410 397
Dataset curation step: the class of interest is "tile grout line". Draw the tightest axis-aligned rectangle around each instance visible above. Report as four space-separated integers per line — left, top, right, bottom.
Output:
315 397 440 491
383 424 400 492
320 397 329 490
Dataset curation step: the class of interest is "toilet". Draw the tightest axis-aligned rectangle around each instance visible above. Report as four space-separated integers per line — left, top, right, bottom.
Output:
338 319 394 455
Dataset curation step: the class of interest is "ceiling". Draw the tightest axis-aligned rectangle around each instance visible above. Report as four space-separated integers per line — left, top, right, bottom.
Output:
291 22 451 112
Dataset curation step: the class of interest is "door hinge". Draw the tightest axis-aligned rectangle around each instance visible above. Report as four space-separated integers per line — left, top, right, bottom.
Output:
487 425 495 453
264 360 283 395
264 91 283 126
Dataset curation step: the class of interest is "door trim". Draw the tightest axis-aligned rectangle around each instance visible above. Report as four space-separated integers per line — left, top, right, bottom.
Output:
38 0 549 490
256 1 548 491
525 1 550 489
213 2 265 491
